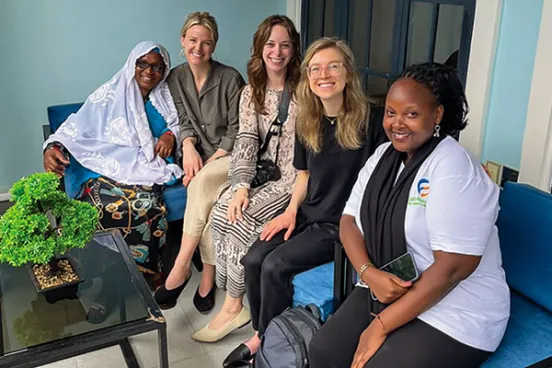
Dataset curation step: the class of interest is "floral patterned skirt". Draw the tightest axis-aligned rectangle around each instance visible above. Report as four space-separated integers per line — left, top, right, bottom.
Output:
79 176 168 282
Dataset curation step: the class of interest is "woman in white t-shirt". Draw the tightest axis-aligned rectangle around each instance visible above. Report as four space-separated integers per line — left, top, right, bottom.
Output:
308 63 510 368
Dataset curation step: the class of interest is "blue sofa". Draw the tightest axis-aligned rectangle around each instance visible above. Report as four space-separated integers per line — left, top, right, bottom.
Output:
45 103 187 222
293 182 552 366
482 182 552 367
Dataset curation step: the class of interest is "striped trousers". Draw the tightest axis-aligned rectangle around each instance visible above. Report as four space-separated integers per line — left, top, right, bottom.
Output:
211 183 290 298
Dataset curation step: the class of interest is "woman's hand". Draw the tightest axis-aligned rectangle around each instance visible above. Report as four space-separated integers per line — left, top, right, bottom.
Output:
260 208 297 242
155 132 175 159
227 188 250 223
44 148 70 176
182 138 203 187
351 321 387 368
363 268 412 304
205 148 228 165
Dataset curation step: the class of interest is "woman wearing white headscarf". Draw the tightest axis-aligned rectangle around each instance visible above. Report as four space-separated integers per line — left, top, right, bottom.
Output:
43 41 182 279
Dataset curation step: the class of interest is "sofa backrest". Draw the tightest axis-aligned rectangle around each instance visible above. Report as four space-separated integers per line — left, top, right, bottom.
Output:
47 103 84 133
497 182 552 313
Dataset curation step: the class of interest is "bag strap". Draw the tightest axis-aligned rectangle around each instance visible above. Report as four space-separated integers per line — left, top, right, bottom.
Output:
258 84 290 157
305 303 322 321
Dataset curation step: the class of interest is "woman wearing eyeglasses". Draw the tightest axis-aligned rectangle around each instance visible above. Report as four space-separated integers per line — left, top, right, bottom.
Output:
43 41 182 287
221 37 387 366
154 11 245 314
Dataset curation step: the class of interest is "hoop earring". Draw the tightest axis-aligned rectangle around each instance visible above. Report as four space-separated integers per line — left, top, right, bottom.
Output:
433 124 441 138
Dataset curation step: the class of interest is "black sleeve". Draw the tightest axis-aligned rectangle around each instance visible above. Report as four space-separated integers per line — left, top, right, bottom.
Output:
293 134 308 170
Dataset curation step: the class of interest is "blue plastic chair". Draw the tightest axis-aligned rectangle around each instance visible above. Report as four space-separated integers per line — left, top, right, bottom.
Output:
45 103 187 221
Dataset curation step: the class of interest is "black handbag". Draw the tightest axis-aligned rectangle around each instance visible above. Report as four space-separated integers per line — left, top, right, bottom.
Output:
250 84 291 188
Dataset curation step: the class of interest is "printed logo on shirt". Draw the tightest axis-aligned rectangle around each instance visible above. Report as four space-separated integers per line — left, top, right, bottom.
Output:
417 178 430 198
408 178 430 207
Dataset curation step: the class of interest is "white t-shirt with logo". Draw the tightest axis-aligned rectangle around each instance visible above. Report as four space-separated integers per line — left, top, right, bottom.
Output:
343 137 510 352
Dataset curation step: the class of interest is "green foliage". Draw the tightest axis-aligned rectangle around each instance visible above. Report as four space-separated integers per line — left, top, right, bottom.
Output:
0 173 98 267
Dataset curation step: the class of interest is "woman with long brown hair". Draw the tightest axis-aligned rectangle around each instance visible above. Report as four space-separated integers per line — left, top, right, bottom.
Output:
223 38 387 366
190 15 302 344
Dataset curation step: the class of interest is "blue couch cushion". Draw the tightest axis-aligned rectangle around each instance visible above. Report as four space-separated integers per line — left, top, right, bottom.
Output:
292 262 334 321
47 103 84 132
482 293 552 368
497 182 552 313
163 183 187 222
47 103 87 198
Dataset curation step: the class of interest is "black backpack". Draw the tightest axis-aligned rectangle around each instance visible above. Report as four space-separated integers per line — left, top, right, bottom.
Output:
255 304 322 368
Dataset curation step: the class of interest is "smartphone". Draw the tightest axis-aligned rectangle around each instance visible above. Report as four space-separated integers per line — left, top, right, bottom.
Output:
380 252 419 283
370 252 419 301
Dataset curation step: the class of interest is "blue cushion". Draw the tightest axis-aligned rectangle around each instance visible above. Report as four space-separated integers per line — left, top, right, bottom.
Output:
497 182 552 313
292 262 334 321
47 103 84 132
163 183 187 222
47 103 87 198
482 293 552 368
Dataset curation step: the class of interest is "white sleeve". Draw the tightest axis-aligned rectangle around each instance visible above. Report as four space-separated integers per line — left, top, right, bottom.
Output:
342 143 389 218
426 175 499 255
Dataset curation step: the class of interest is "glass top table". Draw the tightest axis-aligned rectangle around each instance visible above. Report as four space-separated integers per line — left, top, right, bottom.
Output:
0 230 167 368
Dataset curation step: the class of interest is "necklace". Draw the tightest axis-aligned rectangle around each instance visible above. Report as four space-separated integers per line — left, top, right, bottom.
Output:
324 115 337 125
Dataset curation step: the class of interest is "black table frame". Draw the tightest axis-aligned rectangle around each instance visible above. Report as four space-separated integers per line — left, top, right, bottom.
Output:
0 230 168 368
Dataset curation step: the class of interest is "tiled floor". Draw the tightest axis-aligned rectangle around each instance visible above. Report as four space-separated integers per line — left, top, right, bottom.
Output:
39 271 254 368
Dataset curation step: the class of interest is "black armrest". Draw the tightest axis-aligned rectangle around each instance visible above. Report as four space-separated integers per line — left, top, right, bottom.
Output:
333 241 345 311
333 241 357 311
43 124 52 141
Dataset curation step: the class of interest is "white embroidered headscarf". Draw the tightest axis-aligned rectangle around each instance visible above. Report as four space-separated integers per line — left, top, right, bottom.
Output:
44 41 182 185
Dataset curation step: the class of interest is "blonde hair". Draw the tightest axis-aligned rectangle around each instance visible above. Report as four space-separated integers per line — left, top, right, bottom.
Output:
181 11 219 45
296 38 368 153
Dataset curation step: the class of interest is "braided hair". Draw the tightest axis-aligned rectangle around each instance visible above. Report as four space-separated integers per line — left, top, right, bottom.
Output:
398 62 469 136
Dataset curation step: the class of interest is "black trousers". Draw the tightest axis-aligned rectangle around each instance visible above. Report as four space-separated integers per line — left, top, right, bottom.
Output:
308 287 492 368
241 221 337 335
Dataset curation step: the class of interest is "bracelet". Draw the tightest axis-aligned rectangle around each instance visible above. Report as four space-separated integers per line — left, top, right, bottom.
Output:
358 262 375 280
370 312 386 333
45 142 68 158
163 130 174 136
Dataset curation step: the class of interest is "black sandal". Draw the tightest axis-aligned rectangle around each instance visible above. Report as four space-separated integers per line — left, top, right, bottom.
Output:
154 272 192 310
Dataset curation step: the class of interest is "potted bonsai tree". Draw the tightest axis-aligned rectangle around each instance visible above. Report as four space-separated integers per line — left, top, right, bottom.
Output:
0 172 98 302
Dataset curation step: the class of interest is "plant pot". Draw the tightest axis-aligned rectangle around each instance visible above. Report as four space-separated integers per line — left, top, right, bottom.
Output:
27 256 84 304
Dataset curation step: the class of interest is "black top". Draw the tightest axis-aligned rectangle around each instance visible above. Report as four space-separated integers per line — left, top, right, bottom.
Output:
294 111 387 225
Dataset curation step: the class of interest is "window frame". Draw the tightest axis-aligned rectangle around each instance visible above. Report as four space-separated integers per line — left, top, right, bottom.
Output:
300 0 476 87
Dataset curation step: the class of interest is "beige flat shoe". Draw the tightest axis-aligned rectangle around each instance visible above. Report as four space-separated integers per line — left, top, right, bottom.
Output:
191 307 251 343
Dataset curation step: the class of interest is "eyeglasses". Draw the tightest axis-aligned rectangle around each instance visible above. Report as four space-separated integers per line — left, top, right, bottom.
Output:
136 61 166 73
307 62 344 79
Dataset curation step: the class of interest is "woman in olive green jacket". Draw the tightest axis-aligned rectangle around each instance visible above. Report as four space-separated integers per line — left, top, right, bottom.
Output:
155 11 245 313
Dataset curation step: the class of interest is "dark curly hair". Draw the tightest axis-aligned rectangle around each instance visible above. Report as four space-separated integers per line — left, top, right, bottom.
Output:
398 62 469 136
247 15 301 114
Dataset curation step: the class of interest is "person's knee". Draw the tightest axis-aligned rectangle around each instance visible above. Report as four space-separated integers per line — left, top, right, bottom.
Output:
260 252 286 280
240 242 264 272
186 176 204 198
